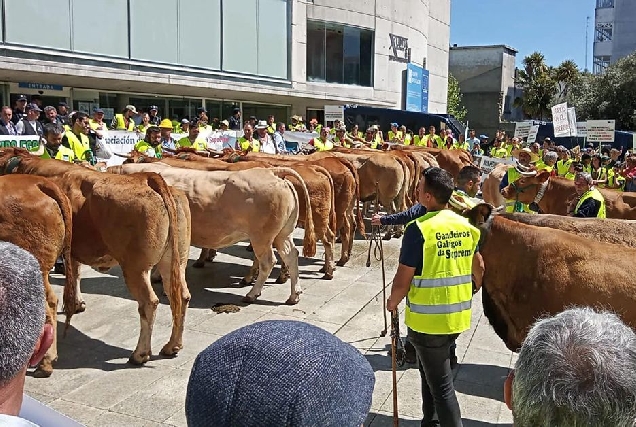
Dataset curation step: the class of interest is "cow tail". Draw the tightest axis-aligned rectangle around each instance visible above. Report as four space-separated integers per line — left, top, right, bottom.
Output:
37 181 77 333
338 158 366 237
146 173 183 330
270 167 317 258
393 156 410 209
313 165 337 234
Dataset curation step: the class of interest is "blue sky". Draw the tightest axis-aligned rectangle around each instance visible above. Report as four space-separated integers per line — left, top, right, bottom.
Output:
451 0 595 69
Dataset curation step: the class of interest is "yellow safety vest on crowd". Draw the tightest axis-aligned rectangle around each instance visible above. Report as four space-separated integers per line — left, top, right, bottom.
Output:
607 169 625 190
238 137 260 152
313 138 334 151
333 137 351 148
427 135 444 149
538 164 554 174
198 123 213 134
388 130 403 142
505 168 531 213
41 145 76 162
574 188 606 218
405 209 480 335
65 131 92 162
454 141 470 151
113 114 135 131
348 131 363 140
89 119 107 131
134 140 163 158
564 172 576 180
267 124 276 134
582 164 592 174
177 137 207 151
412 135 426 147
556 159 572 176
492 147 509 159
403 134 412 145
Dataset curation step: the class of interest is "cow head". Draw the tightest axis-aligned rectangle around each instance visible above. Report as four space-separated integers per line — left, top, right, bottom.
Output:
464 203 493 227
0 147 29 175
501 170 551 204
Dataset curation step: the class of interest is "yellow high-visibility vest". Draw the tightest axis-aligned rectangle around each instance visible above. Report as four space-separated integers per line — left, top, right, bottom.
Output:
405 210 480 335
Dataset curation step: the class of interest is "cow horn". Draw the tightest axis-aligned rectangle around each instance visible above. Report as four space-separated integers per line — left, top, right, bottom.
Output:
114 152 132 159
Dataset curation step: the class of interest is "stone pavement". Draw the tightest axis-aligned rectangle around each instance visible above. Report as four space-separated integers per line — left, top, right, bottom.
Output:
26 230 514 426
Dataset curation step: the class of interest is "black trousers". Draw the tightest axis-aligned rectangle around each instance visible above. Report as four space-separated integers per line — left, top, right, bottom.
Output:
408 328 462 427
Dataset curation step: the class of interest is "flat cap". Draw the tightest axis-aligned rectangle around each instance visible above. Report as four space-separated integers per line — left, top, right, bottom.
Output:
185 320 375 427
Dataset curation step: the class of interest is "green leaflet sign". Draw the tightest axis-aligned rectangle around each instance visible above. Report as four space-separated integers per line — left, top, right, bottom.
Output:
0 135 41 152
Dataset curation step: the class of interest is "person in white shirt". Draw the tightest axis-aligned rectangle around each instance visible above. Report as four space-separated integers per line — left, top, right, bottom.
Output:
255 120 277 154
466 129 480 151
15 104 43 136
0 242 80 426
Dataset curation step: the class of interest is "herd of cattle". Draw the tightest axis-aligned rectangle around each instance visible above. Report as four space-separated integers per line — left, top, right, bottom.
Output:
1 144 635 379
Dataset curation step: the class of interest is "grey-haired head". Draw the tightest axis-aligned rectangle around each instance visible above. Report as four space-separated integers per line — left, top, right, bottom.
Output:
0 241 45 385
185 320 375 427
510 307 636 427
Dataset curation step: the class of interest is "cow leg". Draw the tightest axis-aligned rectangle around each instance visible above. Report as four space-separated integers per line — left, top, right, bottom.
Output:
276 261 290 284
150 266 162 283
68 260 85 314
205 249 217 262
320 230 336 280
240 256 259 286
156 256 190 358
275 237 302 305
34 272 58 378
336 214 352 267
123 269 159 365
243 245 275 303
383 202 396 240
193 248 209 269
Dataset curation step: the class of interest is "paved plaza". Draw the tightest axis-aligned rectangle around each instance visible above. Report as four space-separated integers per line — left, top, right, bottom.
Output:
26 230 515 426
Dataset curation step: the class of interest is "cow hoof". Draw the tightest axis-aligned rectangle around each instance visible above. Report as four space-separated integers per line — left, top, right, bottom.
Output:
285 295 300 305
335 236 342 243
74 301 86 314
336 259 348 267
276 275 290 284
33 366 53 378
239 278 254 287
128 352 151 365
192 261 205 269
160 344 182 357
242 295 259 304
321 273 334 280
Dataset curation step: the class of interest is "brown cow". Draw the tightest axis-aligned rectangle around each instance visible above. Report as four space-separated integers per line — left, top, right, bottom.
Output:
0 175 74 377
0 148 191 366
236 152 364 266
312 150 408 238
467 205 636 352
400 146 475 179
501 170 636 218
121 153 336 279
111 162 315 304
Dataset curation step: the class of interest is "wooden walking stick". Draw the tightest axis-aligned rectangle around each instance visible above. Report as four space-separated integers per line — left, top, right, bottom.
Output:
366 182 388 337
390 309 404 427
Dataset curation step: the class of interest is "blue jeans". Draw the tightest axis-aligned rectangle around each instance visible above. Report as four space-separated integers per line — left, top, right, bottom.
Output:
408 328 462 427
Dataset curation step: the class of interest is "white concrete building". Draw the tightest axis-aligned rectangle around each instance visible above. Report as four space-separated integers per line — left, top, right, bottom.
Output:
0 0 450 124
593 0 636 74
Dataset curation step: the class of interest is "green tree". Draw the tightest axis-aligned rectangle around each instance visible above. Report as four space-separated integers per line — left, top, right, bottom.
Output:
447 72 467 122
553 59 581 102
514 52 557 120
568 52 636 130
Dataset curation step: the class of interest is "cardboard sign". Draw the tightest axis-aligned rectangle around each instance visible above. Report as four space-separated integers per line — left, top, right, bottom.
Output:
551 102 572 137
586 120 616 143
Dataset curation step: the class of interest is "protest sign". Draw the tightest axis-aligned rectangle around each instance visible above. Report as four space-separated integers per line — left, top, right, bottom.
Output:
586 120 616 143
527 125 540 143
551 102 572 137
0 135 42 152
513 122 532 139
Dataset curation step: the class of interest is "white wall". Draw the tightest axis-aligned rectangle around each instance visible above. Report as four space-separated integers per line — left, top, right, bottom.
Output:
291 0 450 113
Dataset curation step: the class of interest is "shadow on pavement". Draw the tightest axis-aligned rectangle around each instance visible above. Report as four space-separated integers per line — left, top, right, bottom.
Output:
366 412 511 426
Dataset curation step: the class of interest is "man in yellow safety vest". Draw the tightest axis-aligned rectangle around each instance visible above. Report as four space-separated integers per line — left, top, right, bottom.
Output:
569 172 607 218
111 105 137 131
311 127 333 151
387 167 482 427
40 123 76 162
62 112 95 164
134 126 163 158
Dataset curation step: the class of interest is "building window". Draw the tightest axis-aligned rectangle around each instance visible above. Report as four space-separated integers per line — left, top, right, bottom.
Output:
595 22 613 42
596 0 614 8
306 20 374 87
593 55 611 74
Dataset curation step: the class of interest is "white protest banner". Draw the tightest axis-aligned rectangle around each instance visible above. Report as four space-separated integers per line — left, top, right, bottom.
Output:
102 131 143 166
0 135 42 152
476 155 514 181
527 125 540 143
514 122 532 139
205 131 239 151
576 122 587 138
551 102 572 137
324 105 344 125
633 133 636 150
567 107 578 138
586 120 616 143
284 131 318 145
